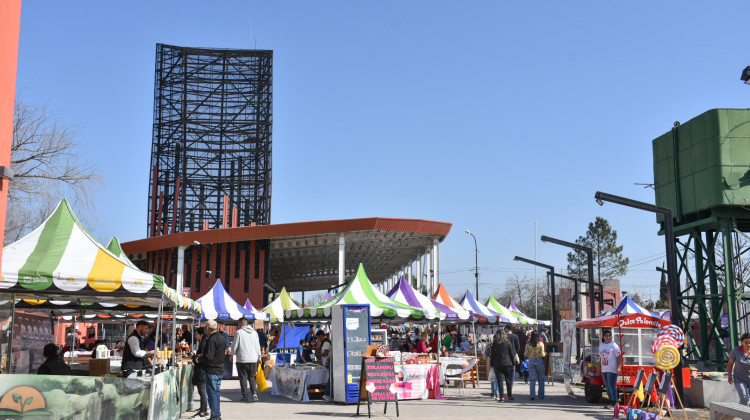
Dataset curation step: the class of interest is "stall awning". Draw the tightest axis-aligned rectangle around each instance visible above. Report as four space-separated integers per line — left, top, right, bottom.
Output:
260 287 300 323
431 284 478 322
460 291 505 323
284 264 431 322
386 277 462 321
198 279 269 321
0 199 187 310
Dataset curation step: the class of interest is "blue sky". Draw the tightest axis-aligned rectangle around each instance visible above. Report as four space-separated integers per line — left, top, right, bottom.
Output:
13 1 750 303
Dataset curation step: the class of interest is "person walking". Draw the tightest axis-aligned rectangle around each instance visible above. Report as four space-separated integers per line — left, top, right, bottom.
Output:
489 330 517 402
524 331 546 400
232 317 262 402
192 327 208 419
505 325 520 384
200 320 227 420
599 329 621 405
728 332 750 406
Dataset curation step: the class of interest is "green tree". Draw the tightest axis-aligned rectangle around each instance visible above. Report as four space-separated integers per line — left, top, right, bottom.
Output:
566 217 630 282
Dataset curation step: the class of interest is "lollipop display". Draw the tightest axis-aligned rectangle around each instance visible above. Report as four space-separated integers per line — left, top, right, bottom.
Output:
655 344 680 370
658 324 685 347
651 334 677 354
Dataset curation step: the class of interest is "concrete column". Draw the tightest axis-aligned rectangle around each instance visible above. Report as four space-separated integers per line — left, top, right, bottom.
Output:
433 238 440 293
425 249 432 296
416 257 423 293
406 265 412 287
338 233 345 285
176 245 186 296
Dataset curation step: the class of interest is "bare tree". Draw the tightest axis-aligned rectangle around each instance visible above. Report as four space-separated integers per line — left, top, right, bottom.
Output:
305 291 330 307
7 101 101 243
495 274 537 314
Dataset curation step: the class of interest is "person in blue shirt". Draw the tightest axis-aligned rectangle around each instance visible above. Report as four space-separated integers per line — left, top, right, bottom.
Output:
296 340 311 364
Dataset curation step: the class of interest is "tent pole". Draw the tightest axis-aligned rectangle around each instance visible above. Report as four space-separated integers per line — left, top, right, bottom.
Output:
7 294 15 373
152 297 163 378
171 304 177 366
71 314 78 365
437 318 441 396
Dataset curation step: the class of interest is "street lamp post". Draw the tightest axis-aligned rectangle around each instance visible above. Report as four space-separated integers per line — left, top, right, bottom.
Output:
540 235 597 319
465 230 479 300
594 191 683 397
193 241 213 279
513 256 558 342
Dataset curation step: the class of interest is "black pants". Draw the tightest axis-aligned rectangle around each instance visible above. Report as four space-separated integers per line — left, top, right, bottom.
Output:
237 362 258 398
195 382 207 413
494 365 514 398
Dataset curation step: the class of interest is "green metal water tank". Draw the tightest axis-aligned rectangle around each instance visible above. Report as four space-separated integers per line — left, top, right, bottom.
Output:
653 108 750 224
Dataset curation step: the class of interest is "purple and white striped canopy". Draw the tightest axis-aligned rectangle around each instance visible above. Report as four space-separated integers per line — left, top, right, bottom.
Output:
198 279 269 321
386 277 470 321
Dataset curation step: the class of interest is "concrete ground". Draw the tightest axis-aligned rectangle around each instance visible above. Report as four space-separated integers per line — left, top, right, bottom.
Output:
180 376 668 420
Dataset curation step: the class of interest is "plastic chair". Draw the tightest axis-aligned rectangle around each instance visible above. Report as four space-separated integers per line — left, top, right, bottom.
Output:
444 364 466 395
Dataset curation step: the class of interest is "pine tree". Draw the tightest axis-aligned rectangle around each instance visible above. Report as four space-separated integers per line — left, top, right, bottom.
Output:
566 217 629 282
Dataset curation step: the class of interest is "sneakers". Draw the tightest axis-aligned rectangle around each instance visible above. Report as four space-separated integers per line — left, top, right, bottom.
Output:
252 394 259 402
240 396 248 402
494 394 499 401
508 396 515 402
190 413 206 419
499 397 505 403
530 397 535 400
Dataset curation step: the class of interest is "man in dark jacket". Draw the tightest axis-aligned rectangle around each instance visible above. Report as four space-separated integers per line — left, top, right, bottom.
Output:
200 320 227 420
37 343 72 375
505 325 520 384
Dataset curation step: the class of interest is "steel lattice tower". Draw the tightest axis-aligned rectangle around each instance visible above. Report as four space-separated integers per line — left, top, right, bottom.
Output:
148 44 272 236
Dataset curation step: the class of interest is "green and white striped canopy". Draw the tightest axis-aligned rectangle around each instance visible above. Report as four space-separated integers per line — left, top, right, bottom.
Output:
0 199 179 308
262 287 300 323
485 295 521 324
284 264 432 321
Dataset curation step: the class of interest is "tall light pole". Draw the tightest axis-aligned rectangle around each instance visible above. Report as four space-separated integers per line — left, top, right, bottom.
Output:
594 191 683 397
540 235 597 319
513 256 558 342
465 230 479 300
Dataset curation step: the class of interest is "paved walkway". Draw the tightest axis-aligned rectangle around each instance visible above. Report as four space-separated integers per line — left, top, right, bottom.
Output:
182 376 628 420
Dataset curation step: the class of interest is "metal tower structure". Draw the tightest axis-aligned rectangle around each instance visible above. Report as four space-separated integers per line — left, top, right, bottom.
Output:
148 44 272 236
653 109 750 369
144 44 273 305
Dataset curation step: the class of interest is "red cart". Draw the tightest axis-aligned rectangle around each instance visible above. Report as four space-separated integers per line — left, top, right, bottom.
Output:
576 312 670 403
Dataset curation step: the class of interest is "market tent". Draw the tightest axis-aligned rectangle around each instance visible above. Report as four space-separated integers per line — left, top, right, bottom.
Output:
242 299 269 321
259 287 300 323
507 298 537 325
0 199 180 308
386 277 468 321
284 264 431 321
460 291 506 323
485 296 521 324
597 296 661 318
198 279 269 321
431 284 478 322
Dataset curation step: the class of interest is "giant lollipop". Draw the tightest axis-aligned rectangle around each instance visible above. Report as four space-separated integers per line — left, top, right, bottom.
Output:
655 344 680 370
658 325 685 347
651 334 677 354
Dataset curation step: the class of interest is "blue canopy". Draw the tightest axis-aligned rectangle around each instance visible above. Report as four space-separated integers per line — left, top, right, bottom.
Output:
276 324 310 349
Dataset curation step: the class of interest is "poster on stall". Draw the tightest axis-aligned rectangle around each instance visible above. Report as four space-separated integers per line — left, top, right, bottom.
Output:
560 320 577 397
0 374 150 419
393 364 428 400
11 312 53 374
